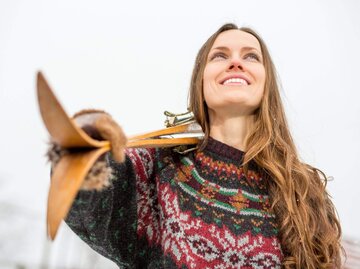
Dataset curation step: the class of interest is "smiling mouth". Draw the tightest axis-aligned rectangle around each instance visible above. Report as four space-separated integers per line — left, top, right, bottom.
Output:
221 78 249 86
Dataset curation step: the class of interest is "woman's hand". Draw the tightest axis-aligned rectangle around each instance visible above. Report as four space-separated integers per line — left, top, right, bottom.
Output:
47 109 127 190
73 109 127 163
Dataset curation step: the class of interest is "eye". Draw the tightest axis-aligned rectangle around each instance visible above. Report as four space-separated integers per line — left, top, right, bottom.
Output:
244 53 260 62
209 52 227 61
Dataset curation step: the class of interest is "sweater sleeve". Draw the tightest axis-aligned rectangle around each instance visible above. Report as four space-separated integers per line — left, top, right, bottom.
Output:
65 147 156 268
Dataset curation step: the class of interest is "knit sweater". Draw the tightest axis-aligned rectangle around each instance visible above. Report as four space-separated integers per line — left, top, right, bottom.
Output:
65 137 283 268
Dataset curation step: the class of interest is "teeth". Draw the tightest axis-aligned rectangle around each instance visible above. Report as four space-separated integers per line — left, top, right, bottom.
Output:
223 78 248 85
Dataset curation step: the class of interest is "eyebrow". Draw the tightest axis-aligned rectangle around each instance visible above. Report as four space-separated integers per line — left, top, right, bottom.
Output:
211 46 261 54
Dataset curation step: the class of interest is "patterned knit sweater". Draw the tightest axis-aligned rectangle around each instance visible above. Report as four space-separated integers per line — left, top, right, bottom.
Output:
65 137 283 268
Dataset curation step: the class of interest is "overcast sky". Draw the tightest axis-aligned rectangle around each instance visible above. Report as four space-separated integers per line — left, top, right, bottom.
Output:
0 0 359 267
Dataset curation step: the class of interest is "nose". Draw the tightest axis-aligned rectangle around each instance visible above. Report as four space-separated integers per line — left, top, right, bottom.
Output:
228 57 244 71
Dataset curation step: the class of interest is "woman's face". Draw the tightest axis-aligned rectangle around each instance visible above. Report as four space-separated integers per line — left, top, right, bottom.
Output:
203 29 266 117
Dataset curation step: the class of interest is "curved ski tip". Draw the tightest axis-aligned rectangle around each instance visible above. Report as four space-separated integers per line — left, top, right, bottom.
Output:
36 71 47 89
37 70 44 80
47 221 57 241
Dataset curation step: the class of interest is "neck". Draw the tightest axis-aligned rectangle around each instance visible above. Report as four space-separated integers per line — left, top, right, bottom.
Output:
209 112 255 152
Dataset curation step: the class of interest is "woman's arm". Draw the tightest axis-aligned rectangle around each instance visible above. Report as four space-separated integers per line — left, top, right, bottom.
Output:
47 110 156 267
65 148 155 268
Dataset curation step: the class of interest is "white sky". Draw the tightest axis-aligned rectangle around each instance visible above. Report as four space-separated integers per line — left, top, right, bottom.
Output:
0 0 359 267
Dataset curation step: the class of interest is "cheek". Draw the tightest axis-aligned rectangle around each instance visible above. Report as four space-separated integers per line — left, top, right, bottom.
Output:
203 83 212 106
203 65 212 86
203 82 219 110
202 65 216 102
203 62 222 85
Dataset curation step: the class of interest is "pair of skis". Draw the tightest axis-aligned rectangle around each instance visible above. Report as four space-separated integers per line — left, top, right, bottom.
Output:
36 72 203 240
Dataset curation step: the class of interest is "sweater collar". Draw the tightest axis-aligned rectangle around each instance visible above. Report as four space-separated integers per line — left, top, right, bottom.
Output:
203 136 245 163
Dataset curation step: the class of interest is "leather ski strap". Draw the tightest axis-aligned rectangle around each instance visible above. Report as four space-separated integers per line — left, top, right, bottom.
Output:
37 71 203 240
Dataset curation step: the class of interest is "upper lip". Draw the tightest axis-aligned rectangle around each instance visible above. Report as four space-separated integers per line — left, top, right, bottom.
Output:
219 74 251 85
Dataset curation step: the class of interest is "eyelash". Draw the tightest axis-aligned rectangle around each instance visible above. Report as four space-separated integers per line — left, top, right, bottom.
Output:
210 52 260 62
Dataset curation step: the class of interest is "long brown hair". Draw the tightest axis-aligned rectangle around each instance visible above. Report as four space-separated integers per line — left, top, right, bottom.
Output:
188 23 343 269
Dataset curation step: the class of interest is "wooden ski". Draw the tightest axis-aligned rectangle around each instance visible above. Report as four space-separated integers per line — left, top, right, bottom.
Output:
36 72 203 240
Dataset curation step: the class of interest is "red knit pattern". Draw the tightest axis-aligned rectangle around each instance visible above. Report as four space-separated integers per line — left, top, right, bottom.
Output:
130 147 283 268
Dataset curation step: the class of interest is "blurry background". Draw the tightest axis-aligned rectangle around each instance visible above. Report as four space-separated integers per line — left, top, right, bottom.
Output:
0 0 359 268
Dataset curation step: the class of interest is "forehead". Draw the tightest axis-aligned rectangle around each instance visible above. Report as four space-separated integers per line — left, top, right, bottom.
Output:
211 29 261 52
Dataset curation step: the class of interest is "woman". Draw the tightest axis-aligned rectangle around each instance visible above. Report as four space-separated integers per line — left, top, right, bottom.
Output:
50 23 343 268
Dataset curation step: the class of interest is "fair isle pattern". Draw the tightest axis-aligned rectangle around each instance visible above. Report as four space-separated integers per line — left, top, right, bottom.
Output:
158 183 282 269
127 148 161 245
175 191 279 238
174 156 274 218
177 181 272 217
129 146 282 268
195 151 263 184
182 157 270 200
